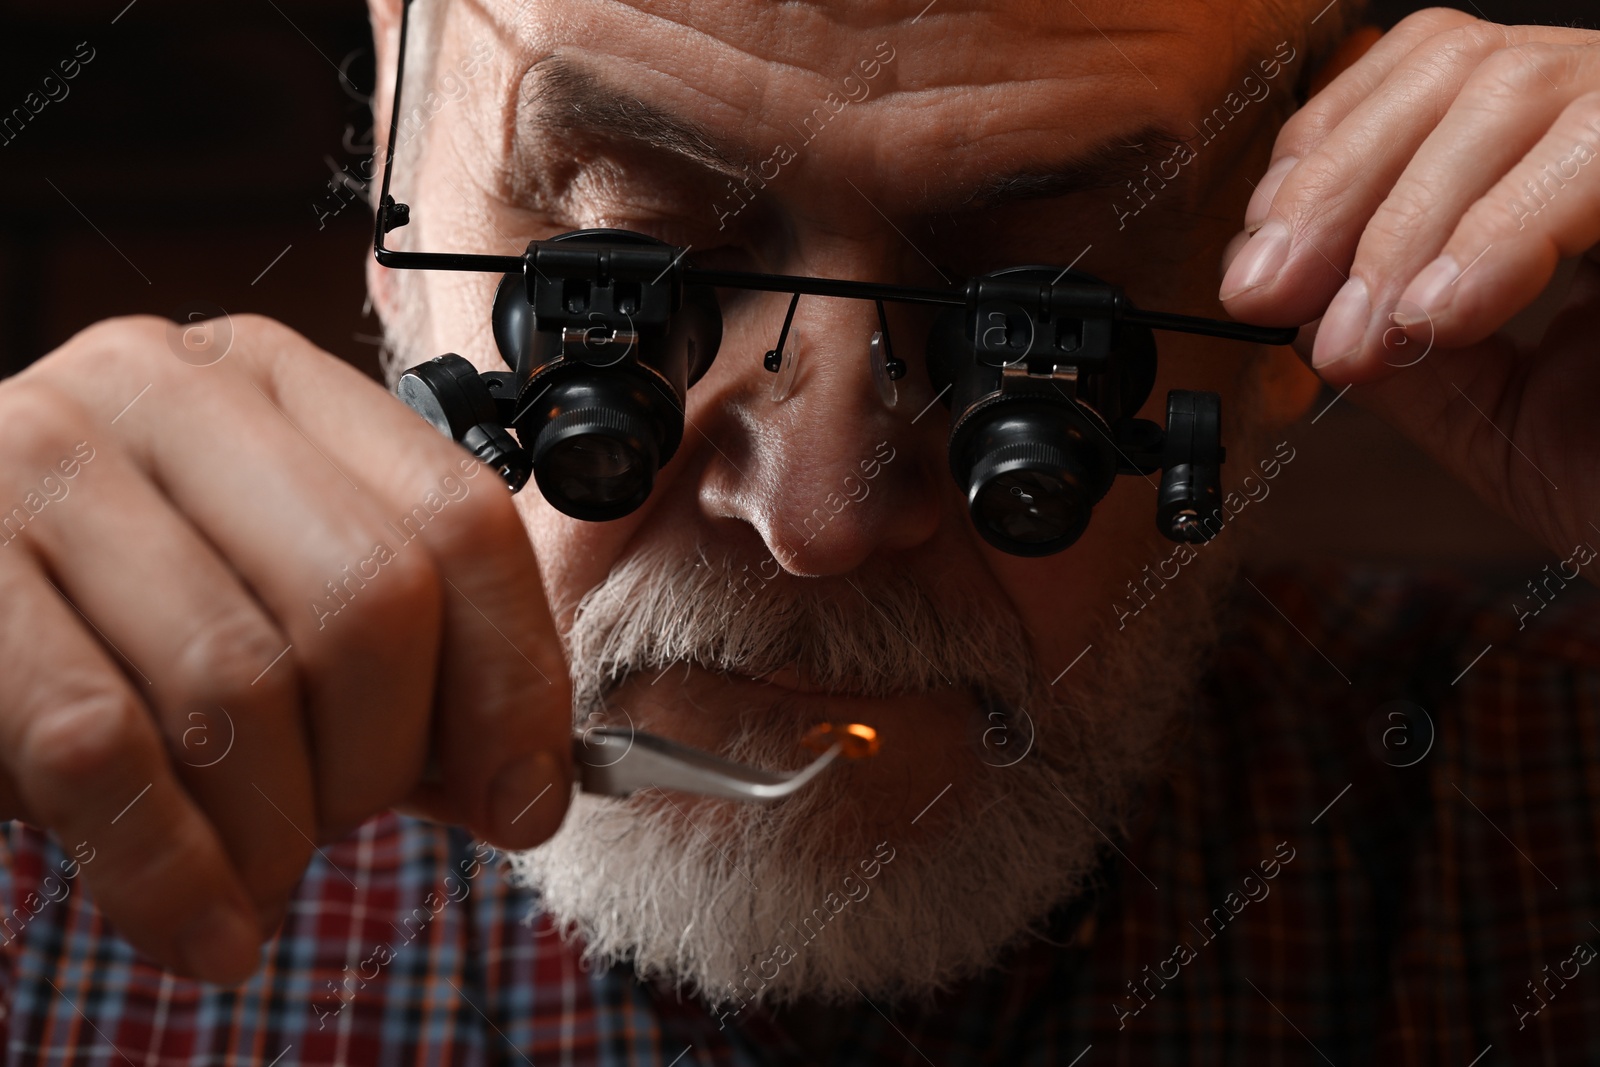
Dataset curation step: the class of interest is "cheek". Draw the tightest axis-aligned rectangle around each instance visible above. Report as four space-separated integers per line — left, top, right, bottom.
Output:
420 268 500 369
982 478 1165 677
514 494 641 630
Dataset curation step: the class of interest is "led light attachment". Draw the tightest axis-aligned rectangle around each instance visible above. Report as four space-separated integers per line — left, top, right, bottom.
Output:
397 230 722 522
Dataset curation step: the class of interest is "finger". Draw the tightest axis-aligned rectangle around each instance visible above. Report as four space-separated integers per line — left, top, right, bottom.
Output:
1312 51 1600 376
0 389 318 929
1222 21 1599 324
1231 10 1477 243
1338 334 1575 553
1387 91 1600 359
54 318 443 844
1290 314 1325 367
1336 251 1600 566
1236 11 1475 234
1220 228 1253 282
0 549 260 983
251 329 573 849
63 316 571 848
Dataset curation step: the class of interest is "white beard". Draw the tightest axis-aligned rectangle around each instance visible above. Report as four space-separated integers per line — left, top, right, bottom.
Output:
503 538 1239 1015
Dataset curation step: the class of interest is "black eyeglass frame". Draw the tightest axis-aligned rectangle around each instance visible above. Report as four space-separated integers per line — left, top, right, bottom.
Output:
370 0 1296 350
369 0 1301 553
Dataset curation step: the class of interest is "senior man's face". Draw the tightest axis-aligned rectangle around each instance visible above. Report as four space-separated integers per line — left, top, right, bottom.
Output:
370 0 1316 1012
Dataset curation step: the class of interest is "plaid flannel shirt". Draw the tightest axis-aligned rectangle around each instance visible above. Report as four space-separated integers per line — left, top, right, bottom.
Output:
4 561 1600 1066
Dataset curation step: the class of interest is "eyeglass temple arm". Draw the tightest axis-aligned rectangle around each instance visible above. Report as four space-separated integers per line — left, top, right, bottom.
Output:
372 0 518 273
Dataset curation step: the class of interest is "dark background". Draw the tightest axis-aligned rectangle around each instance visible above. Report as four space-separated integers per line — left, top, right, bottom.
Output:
0 0 1594 565
0 0 380 380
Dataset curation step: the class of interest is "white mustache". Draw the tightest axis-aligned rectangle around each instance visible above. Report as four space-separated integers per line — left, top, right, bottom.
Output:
563 545 1039 709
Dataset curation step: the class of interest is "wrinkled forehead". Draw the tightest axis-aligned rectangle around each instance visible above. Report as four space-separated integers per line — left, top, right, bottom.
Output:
434 0 1289 202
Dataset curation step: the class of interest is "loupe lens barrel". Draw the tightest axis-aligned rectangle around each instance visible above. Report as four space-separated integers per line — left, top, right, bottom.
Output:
524 375 667 522
956 406 1107 556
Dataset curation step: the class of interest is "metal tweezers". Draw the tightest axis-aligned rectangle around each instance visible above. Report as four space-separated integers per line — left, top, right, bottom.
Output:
572 727 842 804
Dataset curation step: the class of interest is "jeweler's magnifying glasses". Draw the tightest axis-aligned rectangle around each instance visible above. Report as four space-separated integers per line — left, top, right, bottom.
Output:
374 0 1296 556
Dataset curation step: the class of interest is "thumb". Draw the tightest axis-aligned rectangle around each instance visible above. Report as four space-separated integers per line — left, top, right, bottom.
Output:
1339 335 1575 552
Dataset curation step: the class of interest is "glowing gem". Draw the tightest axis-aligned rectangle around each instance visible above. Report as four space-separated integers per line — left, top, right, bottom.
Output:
801 722 880 759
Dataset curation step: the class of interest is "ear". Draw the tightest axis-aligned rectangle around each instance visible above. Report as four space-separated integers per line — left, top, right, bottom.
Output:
368 0 406 136
368 0 406 86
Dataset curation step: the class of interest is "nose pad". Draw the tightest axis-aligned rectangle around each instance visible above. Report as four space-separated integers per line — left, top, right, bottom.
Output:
769 327 802 403
766 292 803 403
868 299 908 409
767 314 903 409
763 293 909 408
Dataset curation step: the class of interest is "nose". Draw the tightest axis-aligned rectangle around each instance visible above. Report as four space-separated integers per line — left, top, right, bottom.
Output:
695 245 943 576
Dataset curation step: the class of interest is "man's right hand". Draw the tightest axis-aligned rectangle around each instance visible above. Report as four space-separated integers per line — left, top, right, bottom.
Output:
0 314 572 984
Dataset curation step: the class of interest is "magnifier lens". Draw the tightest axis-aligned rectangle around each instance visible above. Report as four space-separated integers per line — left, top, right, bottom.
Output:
543 434 646 505
526 376 664 521
974 469 1080 545
955 404 1109 556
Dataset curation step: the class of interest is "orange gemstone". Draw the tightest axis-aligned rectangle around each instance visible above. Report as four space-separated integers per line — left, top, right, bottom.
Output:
801 722 880 759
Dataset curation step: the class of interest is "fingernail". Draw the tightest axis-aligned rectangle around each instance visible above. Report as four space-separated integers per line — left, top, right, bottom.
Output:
491 750 561 845
179 901 260 984
1219 219 1291 301
1312 276 1369 369
1397 254 1461 323
1244 156 1297 233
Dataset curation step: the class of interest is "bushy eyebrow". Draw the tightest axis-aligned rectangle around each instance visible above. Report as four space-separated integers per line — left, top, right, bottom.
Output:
528 55 753 176
964 126 1196 207
524 54 1193 211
